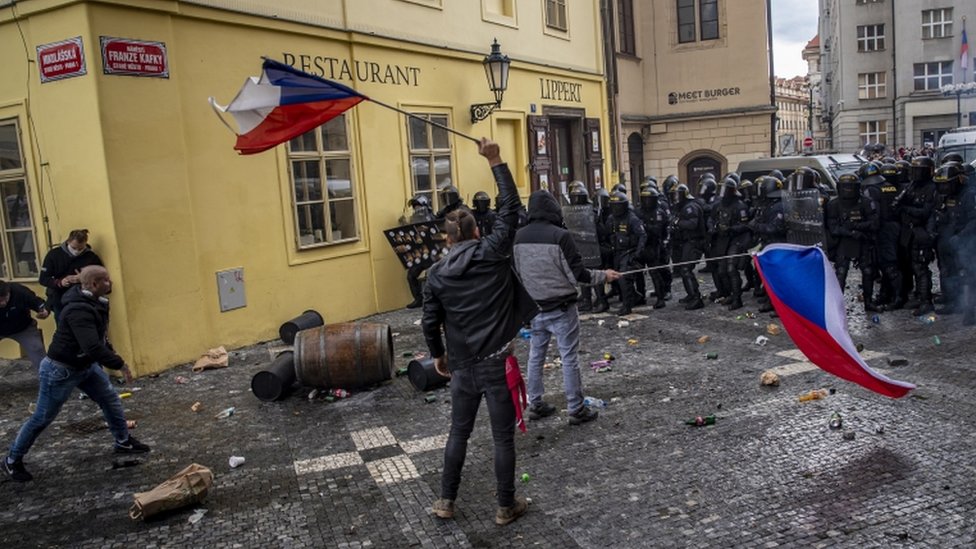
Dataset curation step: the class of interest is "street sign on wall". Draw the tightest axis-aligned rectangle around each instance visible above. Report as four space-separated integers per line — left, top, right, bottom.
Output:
100 37 169 78
36 37 87 83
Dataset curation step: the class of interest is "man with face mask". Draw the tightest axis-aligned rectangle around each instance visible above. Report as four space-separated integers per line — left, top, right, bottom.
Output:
471 191 496 237
39 229 104 322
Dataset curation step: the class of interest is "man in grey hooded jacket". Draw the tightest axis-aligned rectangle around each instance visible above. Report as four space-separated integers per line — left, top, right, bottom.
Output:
513 190 620 425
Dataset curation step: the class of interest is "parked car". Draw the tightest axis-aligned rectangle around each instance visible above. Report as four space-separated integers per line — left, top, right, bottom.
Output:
736 154 867 192
937 126 976 164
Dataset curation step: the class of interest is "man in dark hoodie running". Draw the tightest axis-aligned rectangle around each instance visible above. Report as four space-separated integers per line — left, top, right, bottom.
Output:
423 139 537 526
38 229 104 321
3 266 149 483
513 190 620 425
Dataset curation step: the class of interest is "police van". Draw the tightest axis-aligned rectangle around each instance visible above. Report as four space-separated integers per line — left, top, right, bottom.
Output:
735 154 866 192
937 127 976 163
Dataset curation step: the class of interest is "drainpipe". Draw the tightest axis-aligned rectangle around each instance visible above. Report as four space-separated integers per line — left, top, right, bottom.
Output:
766 0 776 156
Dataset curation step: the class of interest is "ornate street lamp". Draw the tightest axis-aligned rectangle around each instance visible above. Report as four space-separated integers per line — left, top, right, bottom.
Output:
941 82 976 127
470 39 511 124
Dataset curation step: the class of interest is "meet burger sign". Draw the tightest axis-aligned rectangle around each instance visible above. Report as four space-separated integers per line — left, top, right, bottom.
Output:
668 86 741 105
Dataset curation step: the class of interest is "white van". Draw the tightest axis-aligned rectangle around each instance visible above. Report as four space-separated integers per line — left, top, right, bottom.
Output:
937 127 976 163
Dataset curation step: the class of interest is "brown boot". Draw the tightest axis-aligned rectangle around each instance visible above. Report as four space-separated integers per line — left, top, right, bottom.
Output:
432 498 455 519
495 496 528 526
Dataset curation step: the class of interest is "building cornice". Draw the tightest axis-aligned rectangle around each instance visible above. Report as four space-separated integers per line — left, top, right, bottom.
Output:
622 104 777 125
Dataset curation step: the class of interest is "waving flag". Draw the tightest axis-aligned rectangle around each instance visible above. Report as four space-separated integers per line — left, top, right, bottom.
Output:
209 58 366 155
754 244 915 398
962 27 970 73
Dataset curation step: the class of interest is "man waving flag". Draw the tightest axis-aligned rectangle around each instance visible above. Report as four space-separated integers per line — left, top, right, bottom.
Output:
754 244 916 399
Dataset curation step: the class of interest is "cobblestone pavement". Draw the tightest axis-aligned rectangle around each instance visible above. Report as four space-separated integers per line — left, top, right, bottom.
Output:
1 275 975 548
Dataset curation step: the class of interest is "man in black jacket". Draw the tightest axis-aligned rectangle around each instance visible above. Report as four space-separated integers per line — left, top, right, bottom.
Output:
0 281 49 369
513 190 620 426
38 229 104 321
3 266 149 483
423 139 536 526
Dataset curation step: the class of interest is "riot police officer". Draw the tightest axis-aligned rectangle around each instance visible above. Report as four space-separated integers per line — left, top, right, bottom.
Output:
404 194 436 308
825 173 880 312
471 191 496 237
897 156 938 316
933 163 976 323
637 187 669 309
749 176 788 312
566 182 605 313
590 188 613 313
874 163 906 309
608 192 646 316
436 185 464 218
708 177 752 310
669 184 706 310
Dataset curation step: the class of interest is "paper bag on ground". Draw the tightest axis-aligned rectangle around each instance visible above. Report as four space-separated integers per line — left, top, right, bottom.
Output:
192 346 229 373
129 463 214 521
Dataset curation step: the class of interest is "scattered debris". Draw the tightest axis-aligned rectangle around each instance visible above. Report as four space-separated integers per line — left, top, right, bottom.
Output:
307 389 319 401
842 431 856 441
413 319 422 325
798 389 827 402
520 473 531 483
112 459 142 469
829 411 842 430
129 464 214 521
754 335 769 346
192 346 229 373
119 392 133 399
190 402 203 413
886 356 909 367
760 371 780 386
918 313 937 325
175 376 190 384
583 396 607 408
705 352 718 360
395 367 409 377
424 394 437 404
228 456 246 468
188 508 208 525
602 353 615 361
875 424 885 435
589 359 613 370
597 319 605 326
855 343 865 352
617 320 630 328
627 338 638 346
401 351 414 358
127 420 138 430
214 407 235 419
518 328 531 339
685 415 716 427
933 335 942 346
697 335 711 344
328 388 350 399
766 323 782 336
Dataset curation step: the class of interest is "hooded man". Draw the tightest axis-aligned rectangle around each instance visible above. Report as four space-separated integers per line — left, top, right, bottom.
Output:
513 190 620 427
39 229 104 321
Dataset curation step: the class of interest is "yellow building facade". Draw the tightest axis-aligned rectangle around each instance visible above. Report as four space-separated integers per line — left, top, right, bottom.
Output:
611 0 775 193
0 0 610 374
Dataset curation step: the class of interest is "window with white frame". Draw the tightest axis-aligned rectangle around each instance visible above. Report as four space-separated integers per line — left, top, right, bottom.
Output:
287 114 359 249
921 8 952 39
858 72 887 99
0 119 39 279
913 61 953 91
855 0 883 4
545 0 567 32
407 113 454 212
859 120 887 145
856 24 885 52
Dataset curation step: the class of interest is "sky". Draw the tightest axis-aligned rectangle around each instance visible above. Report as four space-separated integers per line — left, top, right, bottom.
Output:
771 0 820 78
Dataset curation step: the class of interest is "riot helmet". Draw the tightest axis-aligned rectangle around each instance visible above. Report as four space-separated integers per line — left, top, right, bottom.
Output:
609 191 630 217
857 161 885 186
718 177 740 203
768 169 785 182
612 183 628 195
881 156 897 164
739 179 755 202
639 186 660 211
643 176 659 191
837 173 861 200
722 172 741 185
758 175 784 200
408 193 431 210
941 152 965 165
909 156 936 183
699 178 718 201
472 191 491 213
791 166 820 191
568 181 589 205
894 160 911 185
439 185 461 208
594 188 611 210
670 184 692 206
662 175 680 196
880 163 899 184
934 163 965 196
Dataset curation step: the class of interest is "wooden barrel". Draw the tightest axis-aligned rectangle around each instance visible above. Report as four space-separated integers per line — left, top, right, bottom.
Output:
293 323 394 389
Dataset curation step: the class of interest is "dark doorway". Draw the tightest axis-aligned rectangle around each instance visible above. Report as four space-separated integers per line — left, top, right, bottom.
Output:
627 132 644 197
686 155 722 195
551 119 576 194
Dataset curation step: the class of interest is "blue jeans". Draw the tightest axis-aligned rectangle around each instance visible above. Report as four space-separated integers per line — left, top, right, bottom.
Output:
441 357 516 507
526 306 584 414
8 358 129 461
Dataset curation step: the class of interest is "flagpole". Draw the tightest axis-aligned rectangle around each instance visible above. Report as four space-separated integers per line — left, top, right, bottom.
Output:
365 96 482 145
615 251 755 276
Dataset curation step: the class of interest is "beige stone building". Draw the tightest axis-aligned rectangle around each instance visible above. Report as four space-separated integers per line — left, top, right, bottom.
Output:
610 0 775 194
774 76 811 156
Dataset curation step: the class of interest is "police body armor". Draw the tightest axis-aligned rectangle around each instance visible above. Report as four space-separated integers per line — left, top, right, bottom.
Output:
562 203 602 268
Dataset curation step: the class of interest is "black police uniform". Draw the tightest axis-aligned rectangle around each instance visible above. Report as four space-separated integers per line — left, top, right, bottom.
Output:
825 177 880 312
608 194 647 315
670 187 706 310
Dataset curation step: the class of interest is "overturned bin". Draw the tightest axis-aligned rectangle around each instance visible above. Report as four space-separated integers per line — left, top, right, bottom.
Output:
294 323 394 390
251 351 296 402
407 357 450 392
279 310 325 345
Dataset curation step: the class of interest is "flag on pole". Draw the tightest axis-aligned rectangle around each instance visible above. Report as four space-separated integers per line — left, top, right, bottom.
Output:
962 27 970 73
209 58 367 155
754 244 916 399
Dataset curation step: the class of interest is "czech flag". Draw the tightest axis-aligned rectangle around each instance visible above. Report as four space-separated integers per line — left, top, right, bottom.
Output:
209 58 366 155
961 27 970 73
754 244 915 398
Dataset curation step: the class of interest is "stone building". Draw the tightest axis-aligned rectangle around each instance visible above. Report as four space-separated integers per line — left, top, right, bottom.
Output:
774 76 811 156
609 0 775 194
819 0 976 152
802 34 832 151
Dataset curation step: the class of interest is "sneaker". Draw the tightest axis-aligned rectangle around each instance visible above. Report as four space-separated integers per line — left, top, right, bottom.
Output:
527 401 556 420
432 498 455 519
495 496 528 526
568 406 599 426
2 457 33 482
114 435 151 454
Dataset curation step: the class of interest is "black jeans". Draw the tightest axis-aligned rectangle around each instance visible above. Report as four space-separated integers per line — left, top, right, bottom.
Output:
441 357 516 507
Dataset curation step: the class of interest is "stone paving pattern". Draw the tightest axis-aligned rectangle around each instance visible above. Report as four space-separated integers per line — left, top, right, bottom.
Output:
1 276 975 548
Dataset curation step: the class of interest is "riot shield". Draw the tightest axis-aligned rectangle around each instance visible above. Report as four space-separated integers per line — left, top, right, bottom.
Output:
782 189 826 246
383 221 449 270
562 204 601 268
